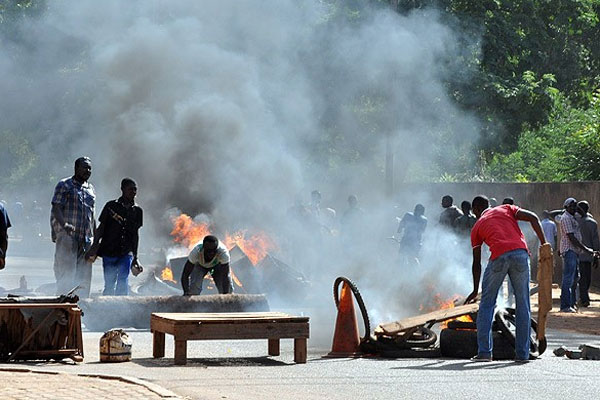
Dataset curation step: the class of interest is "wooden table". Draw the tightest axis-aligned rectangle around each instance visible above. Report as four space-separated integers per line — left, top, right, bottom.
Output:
151 312 310 365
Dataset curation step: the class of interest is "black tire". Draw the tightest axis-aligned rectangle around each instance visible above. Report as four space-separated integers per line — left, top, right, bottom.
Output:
440 328 516 360
494 308 539 356
333 277 371 342
376 327 438 349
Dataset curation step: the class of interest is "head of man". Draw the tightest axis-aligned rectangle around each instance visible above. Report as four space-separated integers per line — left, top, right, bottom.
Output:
74 157 92 183
203 235 219 262
414 203 425 217
471 195 489 219
542 210 551 220
441 195 453 209
502 197 514 205
121 178 137 203
578 200 589 217
564 197 577 215
460 200 472 215
489 197 498 207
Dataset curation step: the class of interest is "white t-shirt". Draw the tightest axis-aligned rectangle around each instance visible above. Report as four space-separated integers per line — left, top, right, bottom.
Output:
187 240 230 268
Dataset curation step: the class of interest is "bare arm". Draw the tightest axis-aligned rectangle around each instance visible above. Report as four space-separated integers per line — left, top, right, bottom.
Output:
181 260 195 295
0 230 7 270
567 232 594 255
465 245 482 304
516 209 547 244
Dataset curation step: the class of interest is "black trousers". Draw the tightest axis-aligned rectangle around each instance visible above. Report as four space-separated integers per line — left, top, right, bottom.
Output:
579 261 592 305
189 264 233 294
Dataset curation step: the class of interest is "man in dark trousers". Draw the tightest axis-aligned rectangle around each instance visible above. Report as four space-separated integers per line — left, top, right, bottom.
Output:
0 202 11 270
465 195 548 362
51 157 96 297
574 200 599 308
181 235 233 295
86 178 143 295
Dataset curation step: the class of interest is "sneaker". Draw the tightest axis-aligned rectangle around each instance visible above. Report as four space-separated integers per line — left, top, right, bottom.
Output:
559 307 577 313
514 358 530 363
471 354 492 362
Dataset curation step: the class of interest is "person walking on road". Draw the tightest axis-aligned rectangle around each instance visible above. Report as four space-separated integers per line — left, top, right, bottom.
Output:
51 157 96 297
465 195 548 362
86 178 143 295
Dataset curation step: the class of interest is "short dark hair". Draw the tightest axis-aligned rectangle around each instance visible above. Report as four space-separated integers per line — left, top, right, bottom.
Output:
74 157 91 168
203 235 218 245
472 195 489 210
442 195 453 203
121 177 136 189
460 200 471 210
502 197 514 205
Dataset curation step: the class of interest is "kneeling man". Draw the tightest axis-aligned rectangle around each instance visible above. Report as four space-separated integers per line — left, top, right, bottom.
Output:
181 235 233 295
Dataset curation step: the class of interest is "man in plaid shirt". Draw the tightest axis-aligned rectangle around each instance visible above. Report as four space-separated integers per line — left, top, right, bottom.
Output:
51 157 96 298
558 197 598 312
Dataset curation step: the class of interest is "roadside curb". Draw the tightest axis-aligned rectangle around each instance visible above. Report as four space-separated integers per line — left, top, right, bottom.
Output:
0 367 181 399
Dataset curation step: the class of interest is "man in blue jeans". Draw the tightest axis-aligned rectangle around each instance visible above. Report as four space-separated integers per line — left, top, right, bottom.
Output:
86 178 143 295
557 198 598 312
465 195 548 362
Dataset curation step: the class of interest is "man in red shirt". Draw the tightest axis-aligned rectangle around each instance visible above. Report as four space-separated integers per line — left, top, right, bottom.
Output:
465 195 548 362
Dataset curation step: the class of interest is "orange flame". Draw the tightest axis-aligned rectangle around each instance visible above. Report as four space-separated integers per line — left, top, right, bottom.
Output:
161 266 176 283
224 231 276 265
170 214 211 249
169 213 276 265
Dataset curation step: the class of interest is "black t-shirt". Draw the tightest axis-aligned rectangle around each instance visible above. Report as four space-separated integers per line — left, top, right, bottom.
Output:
97 198 143 257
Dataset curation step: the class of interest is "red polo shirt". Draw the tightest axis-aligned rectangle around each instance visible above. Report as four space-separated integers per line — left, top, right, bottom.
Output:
471 204 528 260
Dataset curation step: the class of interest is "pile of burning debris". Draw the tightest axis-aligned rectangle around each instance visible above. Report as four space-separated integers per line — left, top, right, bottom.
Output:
335 278 542 360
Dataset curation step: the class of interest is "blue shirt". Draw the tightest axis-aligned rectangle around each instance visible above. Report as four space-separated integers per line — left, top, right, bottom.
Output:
51 176 96 243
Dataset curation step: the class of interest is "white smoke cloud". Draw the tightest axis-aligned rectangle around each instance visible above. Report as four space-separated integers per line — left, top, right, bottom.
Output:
1 1 481 342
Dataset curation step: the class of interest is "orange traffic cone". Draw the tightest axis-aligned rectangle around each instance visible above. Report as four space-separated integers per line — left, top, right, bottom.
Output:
327 281 362 357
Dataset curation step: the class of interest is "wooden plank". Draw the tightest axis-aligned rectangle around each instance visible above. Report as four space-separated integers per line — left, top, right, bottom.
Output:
0 303 79 310
268 339 280 356
174 339 187 365
153 331 165 358
294 338 307 364
152 312 307 324
375 303 479 336
16 349 79 355
173 322 310 340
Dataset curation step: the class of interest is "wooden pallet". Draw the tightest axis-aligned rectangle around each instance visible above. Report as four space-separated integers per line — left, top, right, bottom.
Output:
151 312 310 365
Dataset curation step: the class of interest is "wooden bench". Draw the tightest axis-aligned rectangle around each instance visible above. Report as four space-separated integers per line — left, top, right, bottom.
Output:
151 312 309 365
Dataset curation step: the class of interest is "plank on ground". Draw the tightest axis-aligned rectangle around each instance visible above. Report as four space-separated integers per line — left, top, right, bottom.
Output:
375 303 479 336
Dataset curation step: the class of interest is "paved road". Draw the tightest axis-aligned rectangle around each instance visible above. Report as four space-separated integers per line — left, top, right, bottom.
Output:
2 255 600 400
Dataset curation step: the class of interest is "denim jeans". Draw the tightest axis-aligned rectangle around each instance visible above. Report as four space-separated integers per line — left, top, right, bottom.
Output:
561 250 579 310
102 254 133 296
476 249 531 360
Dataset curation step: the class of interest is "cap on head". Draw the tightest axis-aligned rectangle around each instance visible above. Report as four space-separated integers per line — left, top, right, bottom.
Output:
564 198 577 208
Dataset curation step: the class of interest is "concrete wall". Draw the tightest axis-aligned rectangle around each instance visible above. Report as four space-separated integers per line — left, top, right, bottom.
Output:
396 181 600 288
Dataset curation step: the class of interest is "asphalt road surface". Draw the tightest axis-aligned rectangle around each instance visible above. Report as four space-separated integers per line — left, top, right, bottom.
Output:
2 254 600 400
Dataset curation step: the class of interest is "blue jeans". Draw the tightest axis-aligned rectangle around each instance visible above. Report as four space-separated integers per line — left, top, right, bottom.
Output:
560 250 579 310
102 254 133 296
476 249 531 360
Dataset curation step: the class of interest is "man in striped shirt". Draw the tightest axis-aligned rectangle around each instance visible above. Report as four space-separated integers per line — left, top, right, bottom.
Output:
558 198 598 312
51 157 96 298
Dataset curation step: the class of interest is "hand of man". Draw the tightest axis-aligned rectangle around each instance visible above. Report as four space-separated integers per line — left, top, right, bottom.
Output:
464 290 478 305
84 247 97 262
63 222 75 235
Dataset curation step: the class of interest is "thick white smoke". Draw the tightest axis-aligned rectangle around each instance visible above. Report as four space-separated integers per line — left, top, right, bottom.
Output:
1 1 481 343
